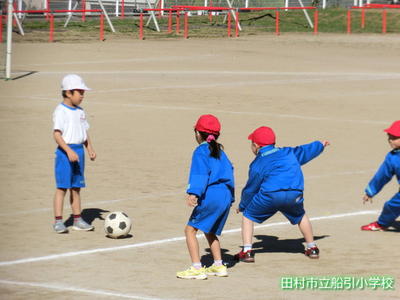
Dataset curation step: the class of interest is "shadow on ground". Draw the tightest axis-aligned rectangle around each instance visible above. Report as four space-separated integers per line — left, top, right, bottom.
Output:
200 235 329 268
201 248 238 268
64 208 109 227
252 234 329 255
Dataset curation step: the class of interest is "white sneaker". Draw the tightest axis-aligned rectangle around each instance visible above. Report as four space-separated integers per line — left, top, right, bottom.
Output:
53 222 68 234
72 219 94 231
176 266 207 280
205 264 228 277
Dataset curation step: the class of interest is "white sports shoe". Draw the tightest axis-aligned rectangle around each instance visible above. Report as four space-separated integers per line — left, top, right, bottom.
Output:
53 222 68 234
72 218 94 231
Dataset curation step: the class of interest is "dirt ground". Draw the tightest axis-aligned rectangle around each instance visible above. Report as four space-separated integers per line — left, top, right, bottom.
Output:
0 33 399 300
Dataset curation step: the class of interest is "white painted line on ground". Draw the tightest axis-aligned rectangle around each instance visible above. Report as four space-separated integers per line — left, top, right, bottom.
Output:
0 191 182 217
35 70 400 77
0 170 374 217
123 103 388 125
224 210 380 234
0 279 179 300
88 77 400 94
0 210 379 267
14 55 217 67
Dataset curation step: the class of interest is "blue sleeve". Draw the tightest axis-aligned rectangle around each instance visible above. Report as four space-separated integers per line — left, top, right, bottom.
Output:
239 164 263 212
186 151 210 197
291 141 324 165
365 155 394 197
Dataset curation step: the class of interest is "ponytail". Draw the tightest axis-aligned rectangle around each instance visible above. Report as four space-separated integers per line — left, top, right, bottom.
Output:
198 131 223 159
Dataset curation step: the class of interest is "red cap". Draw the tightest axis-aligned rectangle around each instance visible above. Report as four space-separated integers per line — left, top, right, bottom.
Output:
195 115 221 134
384 120 400 137
248 126 276 146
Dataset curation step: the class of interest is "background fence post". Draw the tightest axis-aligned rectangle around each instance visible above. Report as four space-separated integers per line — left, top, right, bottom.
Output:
49 14 54 42
168 9 172 33
275 9 280 35
347 9 352 34
382 9 387 33
0 15 3 43
139 13 144 40
227 10 231 37
235 10 239 37
100 13 104 40
184 11 188 38
176 11 180 34
313 9 318 34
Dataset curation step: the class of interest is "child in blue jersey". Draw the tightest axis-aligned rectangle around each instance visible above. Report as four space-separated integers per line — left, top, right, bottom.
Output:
177 114 235 280
235 126 329 262
361 120 400 231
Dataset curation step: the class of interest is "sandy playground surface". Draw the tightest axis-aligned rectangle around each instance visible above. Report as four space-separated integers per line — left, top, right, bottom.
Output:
0 33 400 299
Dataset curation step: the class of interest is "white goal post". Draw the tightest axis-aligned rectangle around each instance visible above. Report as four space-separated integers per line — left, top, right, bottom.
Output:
5 0 13 80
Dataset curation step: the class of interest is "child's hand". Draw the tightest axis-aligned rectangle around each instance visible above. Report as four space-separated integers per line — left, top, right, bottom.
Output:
320 140 330 147
87 148 96 161
363 194 372 204
186 194 198 207
67 150 79 162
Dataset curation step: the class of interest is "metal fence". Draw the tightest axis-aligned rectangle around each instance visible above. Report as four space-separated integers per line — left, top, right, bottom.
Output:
0 0 396 14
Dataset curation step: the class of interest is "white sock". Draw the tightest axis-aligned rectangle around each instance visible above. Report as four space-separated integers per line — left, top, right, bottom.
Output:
192 262 202 269
306 242 316 249
213 260 223 266
243 244 252 252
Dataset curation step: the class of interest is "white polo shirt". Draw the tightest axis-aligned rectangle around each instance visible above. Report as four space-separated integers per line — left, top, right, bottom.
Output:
53 103 89 144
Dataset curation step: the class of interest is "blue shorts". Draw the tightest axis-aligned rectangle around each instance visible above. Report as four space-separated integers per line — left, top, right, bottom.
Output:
243 190 305 225
188 185 233 236
54 144 85 189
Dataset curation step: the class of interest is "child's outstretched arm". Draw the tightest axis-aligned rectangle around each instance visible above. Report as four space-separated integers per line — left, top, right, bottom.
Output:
53 130 78 162
364 155 394 199
292 140 329 165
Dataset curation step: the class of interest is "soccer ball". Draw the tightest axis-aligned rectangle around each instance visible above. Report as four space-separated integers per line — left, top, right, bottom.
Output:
104 212 132 239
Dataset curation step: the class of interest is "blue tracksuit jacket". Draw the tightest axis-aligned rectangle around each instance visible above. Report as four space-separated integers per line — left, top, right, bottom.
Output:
365 149 400 197
187 142 234 200
239 141 324 212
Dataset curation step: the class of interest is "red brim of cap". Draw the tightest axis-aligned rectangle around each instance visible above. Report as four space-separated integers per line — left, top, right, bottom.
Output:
384 128 400 137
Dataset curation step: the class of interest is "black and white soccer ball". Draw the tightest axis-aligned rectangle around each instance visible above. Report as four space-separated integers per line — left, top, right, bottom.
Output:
104 212 132 239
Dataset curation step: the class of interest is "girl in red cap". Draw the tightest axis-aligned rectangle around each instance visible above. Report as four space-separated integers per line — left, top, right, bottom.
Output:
361 120 400 231
235 126 330 262
177 115 235 280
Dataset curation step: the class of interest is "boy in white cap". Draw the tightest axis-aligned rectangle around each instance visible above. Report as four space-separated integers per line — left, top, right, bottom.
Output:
52 74 96 233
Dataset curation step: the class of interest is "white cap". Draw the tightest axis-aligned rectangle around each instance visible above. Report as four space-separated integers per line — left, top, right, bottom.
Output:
61 74 91 91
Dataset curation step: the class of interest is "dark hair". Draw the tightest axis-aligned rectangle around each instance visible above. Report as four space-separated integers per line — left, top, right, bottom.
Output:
62 89 83 98
198 131 223 159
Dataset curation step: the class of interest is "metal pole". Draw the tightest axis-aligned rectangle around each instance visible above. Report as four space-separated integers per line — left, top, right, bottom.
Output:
6 0 13 80
97 0 116 32
18 0 22 19
297 0 313 28
226 0 241 30
13 10 25 35
64 0 79 27
144 0 160 32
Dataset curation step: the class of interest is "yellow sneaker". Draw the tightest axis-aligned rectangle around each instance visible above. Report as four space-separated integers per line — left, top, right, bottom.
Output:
176 266 207 280
205 264 228 277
